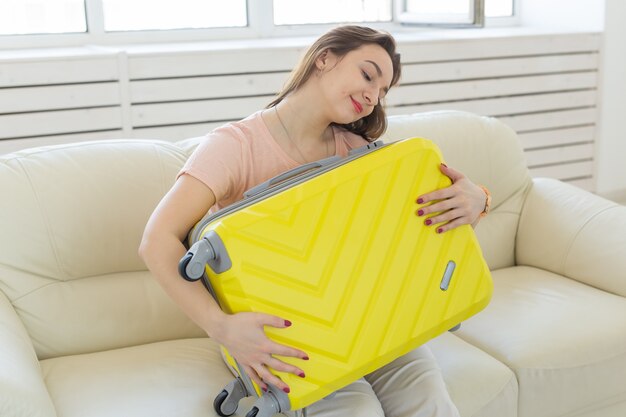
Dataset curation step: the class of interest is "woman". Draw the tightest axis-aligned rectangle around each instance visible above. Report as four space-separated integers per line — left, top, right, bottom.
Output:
140 25 488 417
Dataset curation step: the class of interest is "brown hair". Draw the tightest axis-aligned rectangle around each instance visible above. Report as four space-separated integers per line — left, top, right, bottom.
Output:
267 25 401 141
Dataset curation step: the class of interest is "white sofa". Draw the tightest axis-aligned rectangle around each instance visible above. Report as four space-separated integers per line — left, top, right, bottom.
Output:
1 111 625 417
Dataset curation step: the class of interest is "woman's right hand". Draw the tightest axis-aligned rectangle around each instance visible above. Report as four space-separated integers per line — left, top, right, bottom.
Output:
214 312 309 393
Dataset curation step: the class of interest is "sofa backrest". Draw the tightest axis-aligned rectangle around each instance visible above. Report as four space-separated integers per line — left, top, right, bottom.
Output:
0 140 204 360
382 111 532 270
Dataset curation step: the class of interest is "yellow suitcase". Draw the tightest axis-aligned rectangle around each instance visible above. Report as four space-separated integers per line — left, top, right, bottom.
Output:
179 137 493 417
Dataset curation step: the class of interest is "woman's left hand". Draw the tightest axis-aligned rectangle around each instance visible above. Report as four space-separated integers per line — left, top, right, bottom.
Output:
416 163 487 233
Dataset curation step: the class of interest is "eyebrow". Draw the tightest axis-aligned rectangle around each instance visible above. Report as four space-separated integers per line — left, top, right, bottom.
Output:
365 60 390 94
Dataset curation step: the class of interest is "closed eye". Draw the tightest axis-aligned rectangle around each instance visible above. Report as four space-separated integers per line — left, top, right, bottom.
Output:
362 70 372 82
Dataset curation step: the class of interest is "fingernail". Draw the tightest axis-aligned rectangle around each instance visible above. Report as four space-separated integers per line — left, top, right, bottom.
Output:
417 209 424 216
441 163 448 168
262 387 268 392
298 372 305 378
425 219 432 226
283 387 291 394
417 198 424 204
302 355 310 360
437 228 443 234
284 320 292 327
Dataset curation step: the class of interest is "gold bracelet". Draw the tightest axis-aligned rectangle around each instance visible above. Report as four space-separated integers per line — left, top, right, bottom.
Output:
479 185 492 218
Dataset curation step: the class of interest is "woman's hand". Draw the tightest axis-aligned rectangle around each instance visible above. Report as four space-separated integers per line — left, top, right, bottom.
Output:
214 312 309 393
415 163 487 233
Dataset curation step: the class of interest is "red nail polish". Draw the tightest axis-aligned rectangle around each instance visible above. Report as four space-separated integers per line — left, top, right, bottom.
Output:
283 387 291 394
262 387 268 392
437 228 443 234
417 198 424 204
284 320 292 327
425 219 432 226
299 372 305 378
303 355 310 360
417 209 424 216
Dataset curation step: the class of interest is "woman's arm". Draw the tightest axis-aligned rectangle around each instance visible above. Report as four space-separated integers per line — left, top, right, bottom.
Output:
415 163 488 233
139 174 307 392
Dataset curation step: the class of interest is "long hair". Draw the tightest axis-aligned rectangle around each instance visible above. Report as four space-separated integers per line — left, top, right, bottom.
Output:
267 25 401 141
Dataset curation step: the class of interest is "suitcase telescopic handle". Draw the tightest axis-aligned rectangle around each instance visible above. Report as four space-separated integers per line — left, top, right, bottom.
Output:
243 155 341 199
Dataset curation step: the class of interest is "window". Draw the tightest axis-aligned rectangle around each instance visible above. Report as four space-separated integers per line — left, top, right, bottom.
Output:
273 0 392 26
0 0 517 48
102 0 247 32
401 0 515 27
0 0 86 35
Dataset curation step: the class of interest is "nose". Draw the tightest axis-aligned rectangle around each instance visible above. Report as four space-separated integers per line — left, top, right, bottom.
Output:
363 88 379 106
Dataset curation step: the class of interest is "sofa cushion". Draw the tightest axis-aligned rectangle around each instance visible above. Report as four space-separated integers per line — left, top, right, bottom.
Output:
0 140 206 359
455 266 626 417
428 332 518 417
41 338 234 417
383 111 532 271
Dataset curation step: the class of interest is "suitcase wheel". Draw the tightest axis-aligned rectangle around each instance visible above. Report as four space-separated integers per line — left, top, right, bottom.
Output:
178 253 198 282
214 377 249 416
213 390 234 417
245 407 259 417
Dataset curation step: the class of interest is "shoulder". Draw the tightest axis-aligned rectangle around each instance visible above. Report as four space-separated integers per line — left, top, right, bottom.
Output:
193 111 266 154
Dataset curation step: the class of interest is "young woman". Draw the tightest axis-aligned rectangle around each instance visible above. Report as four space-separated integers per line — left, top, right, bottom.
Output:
140 25 488 417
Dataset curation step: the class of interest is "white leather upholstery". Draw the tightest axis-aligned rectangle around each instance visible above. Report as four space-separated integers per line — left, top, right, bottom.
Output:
1 111 624 417
0 141 204 361
456 266 626 417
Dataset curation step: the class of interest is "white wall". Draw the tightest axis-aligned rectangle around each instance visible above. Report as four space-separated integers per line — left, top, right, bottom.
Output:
520 0 605 31
594 0 626 198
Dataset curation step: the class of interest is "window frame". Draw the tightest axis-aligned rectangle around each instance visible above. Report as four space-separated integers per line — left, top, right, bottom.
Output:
0 0 519 50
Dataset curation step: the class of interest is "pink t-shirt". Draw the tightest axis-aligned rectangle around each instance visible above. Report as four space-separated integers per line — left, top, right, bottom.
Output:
178 110 369 213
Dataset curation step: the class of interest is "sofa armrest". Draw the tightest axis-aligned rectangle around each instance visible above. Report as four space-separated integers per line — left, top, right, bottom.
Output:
0 291 57 417
516 178 626 297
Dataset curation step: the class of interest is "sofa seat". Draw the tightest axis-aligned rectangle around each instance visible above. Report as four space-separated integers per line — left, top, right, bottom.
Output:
38 332 519 417
429 332 518 417
456 266 626 417
40 338 235 417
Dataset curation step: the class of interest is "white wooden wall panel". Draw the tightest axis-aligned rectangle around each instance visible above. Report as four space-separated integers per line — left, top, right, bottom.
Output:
0 57 119 87
130 73 289 103
0 82 120 113
132 123 225 141
530 161 594 180
0 31 602 191
498 108 597 133
525 143 594 166
127 48 302 79
131 96 270 127
397 32 600 62
386 90 596 118
388 72 597 106
518 126 594 150
0 130 124 155
0 107 122 139
400 54 598 84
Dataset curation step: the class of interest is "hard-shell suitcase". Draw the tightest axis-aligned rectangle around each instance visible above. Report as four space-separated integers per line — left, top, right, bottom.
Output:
179 137 493 417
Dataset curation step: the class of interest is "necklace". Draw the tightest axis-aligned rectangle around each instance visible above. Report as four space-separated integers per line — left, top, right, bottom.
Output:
274 105 332 164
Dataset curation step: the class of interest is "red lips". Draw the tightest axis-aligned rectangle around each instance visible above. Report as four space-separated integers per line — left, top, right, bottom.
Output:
351 97 363 114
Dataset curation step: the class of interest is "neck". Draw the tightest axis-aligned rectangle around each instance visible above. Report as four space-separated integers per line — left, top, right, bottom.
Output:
275 90 333 147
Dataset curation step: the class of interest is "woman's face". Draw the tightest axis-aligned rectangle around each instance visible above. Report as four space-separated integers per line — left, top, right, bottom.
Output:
316 44 394 124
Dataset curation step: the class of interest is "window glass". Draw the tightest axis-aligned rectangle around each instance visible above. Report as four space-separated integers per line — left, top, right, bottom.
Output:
273 0 392 25
102 0 247 32
0 0 86 35
486 0 514 17
406 0 514 19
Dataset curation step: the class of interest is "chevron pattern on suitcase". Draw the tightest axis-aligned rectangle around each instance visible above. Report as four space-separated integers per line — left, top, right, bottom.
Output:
200 138 492 408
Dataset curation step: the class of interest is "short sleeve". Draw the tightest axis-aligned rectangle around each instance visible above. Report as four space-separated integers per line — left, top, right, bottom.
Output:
177 126 243 203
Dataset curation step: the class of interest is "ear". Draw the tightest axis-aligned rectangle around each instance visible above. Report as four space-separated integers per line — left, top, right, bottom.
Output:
315 50 329 71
